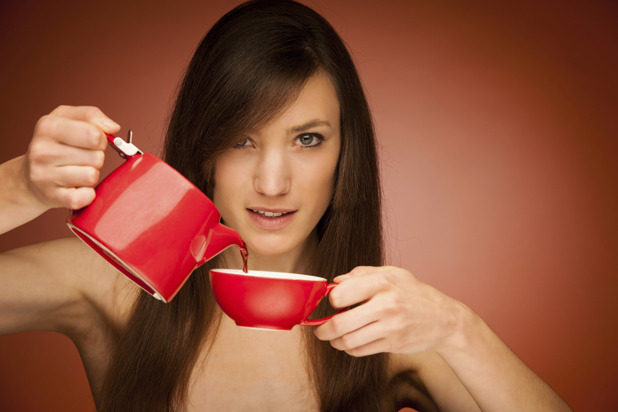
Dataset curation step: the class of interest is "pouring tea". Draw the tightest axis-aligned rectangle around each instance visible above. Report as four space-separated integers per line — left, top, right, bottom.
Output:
67 132 247 302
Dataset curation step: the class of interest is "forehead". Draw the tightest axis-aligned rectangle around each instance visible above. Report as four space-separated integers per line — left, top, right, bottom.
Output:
253 70 340 134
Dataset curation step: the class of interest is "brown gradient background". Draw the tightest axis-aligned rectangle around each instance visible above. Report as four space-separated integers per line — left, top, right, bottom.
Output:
1 0 616 410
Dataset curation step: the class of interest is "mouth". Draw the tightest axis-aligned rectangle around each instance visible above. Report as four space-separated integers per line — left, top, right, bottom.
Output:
247 208 296 230
248 209 293 218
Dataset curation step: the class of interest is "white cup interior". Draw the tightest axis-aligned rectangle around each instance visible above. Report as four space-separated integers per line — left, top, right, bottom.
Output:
212 269 325 282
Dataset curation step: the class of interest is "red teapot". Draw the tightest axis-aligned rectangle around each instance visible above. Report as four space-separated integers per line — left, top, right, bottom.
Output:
67 132 245 302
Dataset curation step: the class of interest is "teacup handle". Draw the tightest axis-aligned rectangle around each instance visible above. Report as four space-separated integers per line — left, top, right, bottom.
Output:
300 283 344 327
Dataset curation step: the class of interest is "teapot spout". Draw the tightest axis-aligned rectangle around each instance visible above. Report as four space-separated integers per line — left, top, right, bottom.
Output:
199 222 245 264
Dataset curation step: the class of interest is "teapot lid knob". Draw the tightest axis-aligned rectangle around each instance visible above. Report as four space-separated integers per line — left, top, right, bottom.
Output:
106 129 143 158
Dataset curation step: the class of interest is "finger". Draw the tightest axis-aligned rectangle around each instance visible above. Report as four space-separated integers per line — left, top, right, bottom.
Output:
343 337 390 358
329 268 390 309
32 185 96 210
314 301 380 341
346 266 375 276
328 320 386 354
54 145 105 168
35 116 110 151
332 274 350 283
55 187 97 210
32 166 99 208
51 165 101 188
50 105 121 134
29 140 106 169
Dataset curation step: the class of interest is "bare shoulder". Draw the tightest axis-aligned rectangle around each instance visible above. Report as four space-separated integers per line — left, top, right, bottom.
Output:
388 352 481 412
0 237 139 340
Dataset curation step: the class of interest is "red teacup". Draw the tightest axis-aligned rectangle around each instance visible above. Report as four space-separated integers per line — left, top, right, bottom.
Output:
209 269 338 330
67 133 245 302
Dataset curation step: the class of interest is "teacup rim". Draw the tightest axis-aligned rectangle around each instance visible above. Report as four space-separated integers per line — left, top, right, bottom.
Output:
210 268 326 282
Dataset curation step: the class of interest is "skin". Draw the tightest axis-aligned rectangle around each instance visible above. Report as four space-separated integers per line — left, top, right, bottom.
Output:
0 73 572 411
213 71 341 274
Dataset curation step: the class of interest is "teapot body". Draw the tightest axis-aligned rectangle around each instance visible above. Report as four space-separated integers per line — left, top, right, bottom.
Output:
68 151 243 302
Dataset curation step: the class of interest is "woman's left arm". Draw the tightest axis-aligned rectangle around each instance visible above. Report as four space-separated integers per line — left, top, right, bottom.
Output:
314 266 572 412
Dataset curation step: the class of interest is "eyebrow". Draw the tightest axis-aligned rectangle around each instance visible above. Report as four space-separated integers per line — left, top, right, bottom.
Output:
287 119 332 134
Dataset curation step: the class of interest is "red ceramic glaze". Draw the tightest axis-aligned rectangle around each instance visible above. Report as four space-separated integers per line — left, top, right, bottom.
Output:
209 269 337 330
67 134 244 302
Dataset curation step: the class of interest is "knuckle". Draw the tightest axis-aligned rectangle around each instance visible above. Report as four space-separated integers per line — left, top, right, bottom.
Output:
383 266 400 281
84 126 103 148
34 115 57 137
372 274 392 291
380 296 398 314
339 334 355 350
329 290 343 308
66 193 81 210
66 189 90 210
350 266 368 275
27 142 55 168
84 106 103 121
375 293 402 318
50 105 71 115
86 168 100 186
378 267 408 288
346 347 362 357
27 143 46 164
93 150 105 168
328 316 345 335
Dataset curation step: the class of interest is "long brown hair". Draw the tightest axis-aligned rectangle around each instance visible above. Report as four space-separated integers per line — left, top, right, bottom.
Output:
101 1 390 410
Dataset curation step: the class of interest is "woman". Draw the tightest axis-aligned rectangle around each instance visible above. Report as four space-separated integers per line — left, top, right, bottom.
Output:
0 1 571 411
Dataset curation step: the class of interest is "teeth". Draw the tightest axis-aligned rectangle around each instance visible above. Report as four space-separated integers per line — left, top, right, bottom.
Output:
251 209 287 217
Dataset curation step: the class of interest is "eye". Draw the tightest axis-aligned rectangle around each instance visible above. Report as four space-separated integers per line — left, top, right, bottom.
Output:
296 133 324 148
233 137 253 149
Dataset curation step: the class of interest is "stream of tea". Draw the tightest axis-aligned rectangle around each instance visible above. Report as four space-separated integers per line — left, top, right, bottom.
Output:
240 243 249 273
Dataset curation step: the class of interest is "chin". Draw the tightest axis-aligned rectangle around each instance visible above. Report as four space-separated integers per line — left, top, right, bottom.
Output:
245 236 304 259
249 244 293 258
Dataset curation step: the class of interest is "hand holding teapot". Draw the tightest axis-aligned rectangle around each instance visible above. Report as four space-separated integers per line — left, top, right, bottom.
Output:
25 105 120 211
26 105 246 303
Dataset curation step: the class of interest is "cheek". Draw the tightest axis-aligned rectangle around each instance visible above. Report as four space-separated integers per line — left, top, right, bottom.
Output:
303 156 339 205
324 148 340 192
212 156 241 207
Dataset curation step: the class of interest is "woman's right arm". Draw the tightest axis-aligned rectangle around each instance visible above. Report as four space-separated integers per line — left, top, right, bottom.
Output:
0 106 123 337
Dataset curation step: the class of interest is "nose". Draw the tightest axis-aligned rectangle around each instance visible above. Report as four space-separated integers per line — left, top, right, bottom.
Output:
253 148 291 197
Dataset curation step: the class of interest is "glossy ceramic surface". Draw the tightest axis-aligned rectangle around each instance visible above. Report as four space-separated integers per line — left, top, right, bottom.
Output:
209 269 336 330
67 134 244 302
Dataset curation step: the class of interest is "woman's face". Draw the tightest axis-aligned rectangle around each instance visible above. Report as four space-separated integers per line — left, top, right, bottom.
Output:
213 71 341 270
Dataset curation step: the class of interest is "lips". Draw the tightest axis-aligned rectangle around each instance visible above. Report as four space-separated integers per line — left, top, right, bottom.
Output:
247 208 296 230
249 209 290 217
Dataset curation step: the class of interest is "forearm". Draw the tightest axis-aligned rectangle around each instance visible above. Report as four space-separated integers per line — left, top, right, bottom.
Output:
439 304 572 412
0 155 50 235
